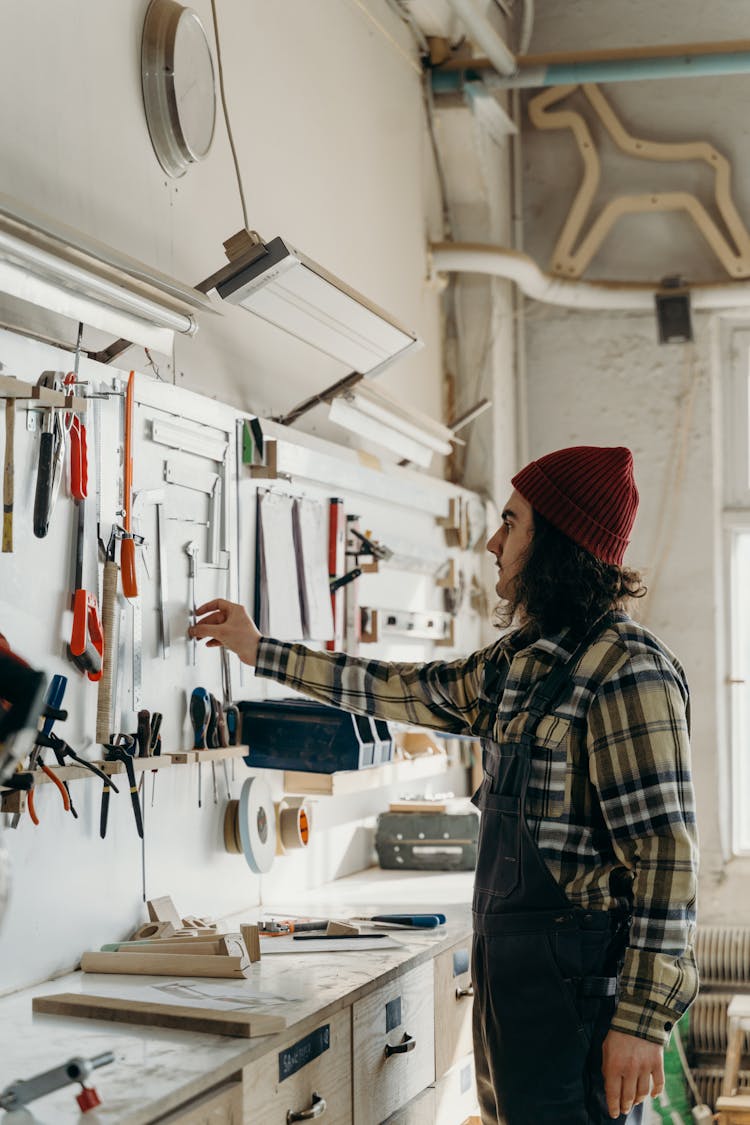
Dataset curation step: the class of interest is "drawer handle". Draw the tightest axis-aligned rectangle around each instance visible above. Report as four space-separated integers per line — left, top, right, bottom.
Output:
287 1091 327 1121
384 1032 416 1059
456 984 474 999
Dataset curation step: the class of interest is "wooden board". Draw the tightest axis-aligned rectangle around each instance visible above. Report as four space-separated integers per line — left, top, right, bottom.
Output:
32 992 286 1038
80 951 246 977
284 755 449 796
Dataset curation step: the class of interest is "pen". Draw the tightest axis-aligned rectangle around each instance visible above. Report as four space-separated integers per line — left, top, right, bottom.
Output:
292 933 388 941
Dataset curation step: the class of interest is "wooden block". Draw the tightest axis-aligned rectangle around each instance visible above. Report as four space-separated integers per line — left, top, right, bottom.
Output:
146 897 182 929
326 920 361 936
80 951 247 978
181 915 217 931
32 993 286 1038
117 937 243 957
240 924 261 963
1 790 26 815
131 921 176 941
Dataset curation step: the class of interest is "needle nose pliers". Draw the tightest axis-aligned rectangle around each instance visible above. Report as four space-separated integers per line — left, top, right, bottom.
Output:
101 734 143 839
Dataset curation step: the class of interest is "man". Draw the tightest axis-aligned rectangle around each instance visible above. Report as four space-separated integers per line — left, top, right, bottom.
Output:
191 445 698 1125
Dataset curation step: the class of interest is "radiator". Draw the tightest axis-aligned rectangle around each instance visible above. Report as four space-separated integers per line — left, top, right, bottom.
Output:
689 926 750 1110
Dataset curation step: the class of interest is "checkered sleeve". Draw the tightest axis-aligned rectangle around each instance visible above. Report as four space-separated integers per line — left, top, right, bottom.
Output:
586 651 699 1045
254 636 499 735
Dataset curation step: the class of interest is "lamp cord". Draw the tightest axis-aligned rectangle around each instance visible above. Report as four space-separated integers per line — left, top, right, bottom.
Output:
209 0 250 232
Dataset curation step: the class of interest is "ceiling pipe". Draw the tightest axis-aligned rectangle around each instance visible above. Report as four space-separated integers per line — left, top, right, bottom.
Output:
443 0 516 76
430 243 750 311
433 39 750 90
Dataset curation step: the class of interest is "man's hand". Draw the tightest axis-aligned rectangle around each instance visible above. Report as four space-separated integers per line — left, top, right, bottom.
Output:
601 1029 664 1119
190 599 262 666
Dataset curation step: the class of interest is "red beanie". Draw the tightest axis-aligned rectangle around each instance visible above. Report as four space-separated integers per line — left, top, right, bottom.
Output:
511 446 639 566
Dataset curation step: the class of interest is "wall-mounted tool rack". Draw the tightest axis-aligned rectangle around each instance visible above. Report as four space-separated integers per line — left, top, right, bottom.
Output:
0 373 87 413
0 745 251 814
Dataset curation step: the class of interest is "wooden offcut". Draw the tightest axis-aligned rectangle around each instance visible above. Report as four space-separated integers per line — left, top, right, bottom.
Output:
146 896 182 929
32 993 286 1039
240 924 261 964
80 951 246 978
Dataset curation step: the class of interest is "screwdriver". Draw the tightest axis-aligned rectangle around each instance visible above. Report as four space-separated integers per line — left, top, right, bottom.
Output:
189 687 210 809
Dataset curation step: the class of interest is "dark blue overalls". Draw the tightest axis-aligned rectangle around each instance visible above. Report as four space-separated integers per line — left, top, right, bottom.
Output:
471 619 643 1124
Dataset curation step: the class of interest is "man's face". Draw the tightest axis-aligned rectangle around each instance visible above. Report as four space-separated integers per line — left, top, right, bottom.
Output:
486 489 534 601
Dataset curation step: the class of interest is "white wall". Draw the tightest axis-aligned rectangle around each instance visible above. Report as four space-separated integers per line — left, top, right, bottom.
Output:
0 1 514 991
1 0 442 431
521 1 750 920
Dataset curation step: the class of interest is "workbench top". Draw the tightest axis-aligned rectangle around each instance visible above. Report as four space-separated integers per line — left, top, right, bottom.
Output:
0 869 473 1125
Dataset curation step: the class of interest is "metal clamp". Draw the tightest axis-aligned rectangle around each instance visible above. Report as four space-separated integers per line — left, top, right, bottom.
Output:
384 1032 416 1058
455 983 474 999
287 1091 327 1120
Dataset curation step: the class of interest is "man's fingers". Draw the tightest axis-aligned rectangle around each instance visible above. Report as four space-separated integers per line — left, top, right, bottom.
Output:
190 611 226 631
633 1071 651 1105
651 1058 665 1099
195 598 229 616
604 1071 622 1119
618 1072 637 1117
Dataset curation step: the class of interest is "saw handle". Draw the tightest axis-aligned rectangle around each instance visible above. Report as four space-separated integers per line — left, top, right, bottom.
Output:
95 560 118 743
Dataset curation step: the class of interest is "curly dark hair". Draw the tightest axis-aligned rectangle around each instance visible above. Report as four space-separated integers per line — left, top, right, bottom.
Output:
496 511 647 638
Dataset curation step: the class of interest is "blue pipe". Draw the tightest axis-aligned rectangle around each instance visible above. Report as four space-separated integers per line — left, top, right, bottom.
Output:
431 51 750 92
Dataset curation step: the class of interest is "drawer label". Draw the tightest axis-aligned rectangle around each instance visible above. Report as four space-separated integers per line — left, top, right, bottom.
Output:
278 1025 330 1082
385 995 402 1032
453 948 470 977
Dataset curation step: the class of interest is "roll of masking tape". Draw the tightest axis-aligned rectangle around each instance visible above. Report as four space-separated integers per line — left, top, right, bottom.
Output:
238 776 276 873
276 797 312 853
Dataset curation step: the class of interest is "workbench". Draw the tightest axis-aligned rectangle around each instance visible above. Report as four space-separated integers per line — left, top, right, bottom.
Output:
0 869 476 1125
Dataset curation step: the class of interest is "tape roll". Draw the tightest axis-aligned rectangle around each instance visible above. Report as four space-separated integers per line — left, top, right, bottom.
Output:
238 776 276 874
223 800 242 854
277 801 311 852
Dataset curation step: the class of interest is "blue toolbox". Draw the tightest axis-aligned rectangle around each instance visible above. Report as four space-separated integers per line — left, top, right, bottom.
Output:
239 699 394 773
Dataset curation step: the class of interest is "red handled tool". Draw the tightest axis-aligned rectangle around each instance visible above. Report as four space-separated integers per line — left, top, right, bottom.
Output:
64 334 103 682
63 329 88 502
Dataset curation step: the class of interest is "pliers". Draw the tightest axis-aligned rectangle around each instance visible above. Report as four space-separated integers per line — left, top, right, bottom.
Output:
101 734 143 839
19 674 70 826
42 731 119 819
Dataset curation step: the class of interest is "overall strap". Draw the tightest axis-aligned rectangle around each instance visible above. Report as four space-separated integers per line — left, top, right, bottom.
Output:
521 612 618 735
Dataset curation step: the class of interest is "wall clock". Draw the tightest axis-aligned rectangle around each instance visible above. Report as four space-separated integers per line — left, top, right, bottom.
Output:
141 0 217 178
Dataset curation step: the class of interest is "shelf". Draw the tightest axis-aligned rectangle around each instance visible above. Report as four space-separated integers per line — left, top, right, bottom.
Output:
283 753 450 796
0 746 250 793
0 374 87 412
166 746 249 765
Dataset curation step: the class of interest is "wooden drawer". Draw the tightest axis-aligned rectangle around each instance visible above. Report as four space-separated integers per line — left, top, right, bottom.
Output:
243 1008 351 1124
433 1053 478 1125
155 1080 243 1124
353 960 435 1124
382 1085 436 1124
434 940 474 1077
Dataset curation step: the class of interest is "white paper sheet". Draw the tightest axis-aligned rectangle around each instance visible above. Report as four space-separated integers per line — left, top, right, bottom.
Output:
257 491 304 639
293 497 335 640
259 934 399 954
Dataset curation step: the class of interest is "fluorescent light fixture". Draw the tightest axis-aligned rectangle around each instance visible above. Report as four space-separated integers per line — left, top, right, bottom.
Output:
328 380 455 468
205 235 421 374
0 193 215 352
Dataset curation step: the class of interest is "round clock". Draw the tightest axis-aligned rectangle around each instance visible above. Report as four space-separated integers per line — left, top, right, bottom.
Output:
141 0 217 178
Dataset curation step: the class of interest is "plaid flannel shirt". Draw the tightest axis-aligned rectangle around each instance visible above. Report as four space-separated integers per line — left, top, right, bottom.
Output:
256 611 698 1046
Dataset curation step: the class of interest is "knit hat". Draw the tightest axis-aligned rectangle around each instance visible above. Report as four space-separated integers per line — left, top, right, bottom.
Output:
511 445 639 566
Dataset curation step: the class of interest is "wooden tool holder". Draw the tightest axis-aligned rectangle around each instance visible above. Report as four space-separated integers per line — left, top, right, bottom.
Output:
0 745 250 815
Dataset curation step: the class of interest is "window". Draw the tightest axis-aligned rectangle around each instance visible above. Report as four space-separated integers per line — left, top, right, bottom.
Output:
724 325 750 853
